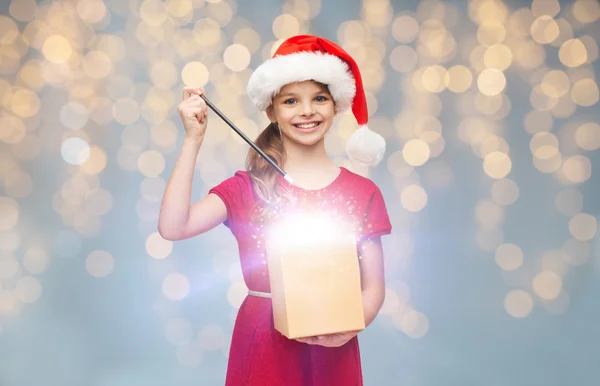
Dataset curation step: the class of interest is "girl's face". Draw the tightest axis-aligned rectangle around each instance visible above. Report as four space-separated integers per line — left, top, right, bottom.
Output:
267 80 335 147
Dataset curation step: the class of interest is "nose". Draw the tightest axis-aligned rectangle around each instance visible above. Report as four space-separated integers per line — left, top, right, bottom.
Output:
300 101 315 117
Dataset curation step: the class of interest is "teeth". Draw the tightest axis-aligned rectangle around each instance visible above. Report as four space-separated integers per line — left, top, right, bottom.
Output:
296 123 318 129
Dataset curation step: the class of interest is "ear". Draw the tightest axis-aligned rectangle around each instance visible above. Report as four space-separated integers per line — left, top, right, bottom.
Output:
266 106 277 124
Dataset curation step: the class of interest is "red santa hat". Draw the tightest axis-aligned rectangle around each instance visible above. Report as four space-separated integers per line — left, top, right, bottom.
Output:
246 35 386 166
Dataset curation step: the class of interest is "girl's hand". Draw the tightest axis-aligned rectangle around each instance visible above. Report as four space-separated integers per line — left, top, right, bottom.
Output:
295 330 360 347
178 86 208 141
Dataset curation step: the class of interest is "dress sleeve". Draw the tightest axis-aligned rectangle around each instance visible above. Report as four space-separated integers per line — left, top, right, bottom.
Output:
360 185 392 242
208 171 249 231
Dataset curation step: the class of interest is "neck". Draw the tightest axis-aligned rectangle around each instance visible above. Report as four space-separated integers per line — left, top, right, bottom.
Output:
281 138 335 174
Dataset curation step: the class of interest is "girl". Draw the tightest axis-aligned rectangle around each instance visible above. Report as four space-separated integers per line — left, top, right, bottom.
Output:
159 35 392 386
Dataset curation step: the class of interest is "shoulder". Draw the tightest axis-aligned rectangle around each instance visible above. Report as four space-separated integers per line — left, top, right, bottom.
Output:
209 170 254 196
339 167 380 193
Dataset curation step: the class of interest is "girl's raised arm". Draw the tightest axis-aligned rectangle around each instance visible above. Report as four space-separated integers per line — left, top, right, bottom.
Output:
158 87 227 241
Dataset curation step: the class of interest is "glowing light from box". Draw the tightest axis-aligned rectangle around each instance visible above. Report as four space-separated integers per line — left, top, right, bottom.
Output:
266 213 357 250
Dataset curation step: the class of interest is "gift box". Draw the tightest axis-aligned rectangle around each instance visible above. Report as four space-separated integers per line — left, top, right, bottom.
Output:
265 215 365 339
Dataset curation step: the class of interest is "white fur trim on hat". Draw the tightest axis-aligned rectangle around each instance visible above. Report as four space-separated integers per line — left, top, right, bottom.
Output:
246 51 356 113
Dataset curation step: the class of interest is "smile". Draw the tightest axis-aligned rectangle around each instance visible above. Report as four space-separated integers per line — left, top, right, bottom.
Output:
293 121 321 133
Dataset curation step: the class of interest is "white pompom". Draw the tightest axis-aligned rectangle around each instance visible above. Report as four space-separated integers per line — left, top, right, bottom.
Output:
345 125 386 166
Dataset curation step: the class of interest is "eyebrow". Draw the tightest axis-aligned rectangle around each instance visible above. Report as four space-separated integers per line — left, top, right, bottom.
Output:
277 90 329 99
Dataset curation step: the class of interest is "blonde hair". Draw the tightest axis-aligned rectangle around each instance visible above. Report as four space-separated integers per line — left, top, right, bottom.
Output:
245 122 292 220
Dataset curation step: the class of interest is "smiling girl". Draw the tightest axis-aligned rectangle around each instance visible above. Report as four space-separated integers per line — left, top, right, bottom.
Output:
159 35 392 386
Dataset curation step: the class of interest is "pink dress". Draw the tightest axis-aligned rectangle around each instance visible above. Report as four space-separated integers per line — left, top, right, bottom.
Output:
209 167 392 386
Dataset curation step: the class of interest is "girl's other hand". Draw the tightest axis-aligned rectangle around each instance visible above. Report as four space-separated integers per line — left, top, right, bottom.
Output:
295 330 360 347
178 86 208 142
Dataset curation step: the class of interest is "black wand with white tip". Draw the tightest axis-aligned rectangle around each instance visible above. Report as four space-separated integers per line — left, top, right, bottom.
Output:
199 94 294 185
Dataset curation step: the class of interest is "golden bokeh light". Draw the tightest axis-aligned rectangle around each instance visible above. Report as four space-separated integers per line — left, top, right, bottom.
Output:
0 113 26 144
272 14 300 39
0 196 19 231
80 146 108 175
483 151 511 179
542 291 569 315
162 273 190 301
402 139 431 166
86 250 114 278
0 16 20 45
207 0 234 26
555 189 583 216
421 65 447 93
445 65 472 93
541 70 570 98
223 44 251 72
233 27 261 54
82 50 113 79
4 170 34 198
477 68 506 96
140 0 168 26
470 0 509 24
561 155 591 184
477 20 506 46
76 0 107 24
392 14 419 43
559 39 588 68
227 281 248 309
531 0 560 17
530 132 559 160
495 243 523 271
60 101 89 131
475 199 504 229
42 35 73 64
150 61 179 89
395 310 429 339
18 60 45 90
579 35 599 63
182 61 210 88
138 150 166 177
568 213 597 242
483 44 512 71
490 178 519 206
514 40 545 69
10 88 41 118
166 0 193 18
572 0 600 24
61 137 91 166
506 8 535 38
15 276 42 304
85 189 113 216
146 232 173 259
570 78 599 107
390 45 418 73
550 18 574 48
113 98 141 125
477 135 510 159
504 290 533 318
530 85 558 111
575 122 600 151
400 184 428 213
533 271 562 300
562 238 590 266
193 18 222 47
23 247 50 275
530 16 559 44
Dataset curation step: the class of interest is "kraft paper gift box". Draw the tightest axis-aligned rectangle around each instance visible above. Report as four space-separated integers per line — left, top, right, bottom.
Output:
265 215 365 339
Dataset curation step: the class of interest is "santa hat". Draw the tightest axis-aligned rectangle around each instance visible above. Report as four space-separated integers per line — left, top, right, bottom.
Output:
246 35 386 166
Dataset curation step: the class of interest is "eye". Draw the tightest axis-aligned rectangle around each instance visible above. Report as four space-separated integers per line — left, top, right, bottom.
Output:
314 95 328 102
283 98 297 105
